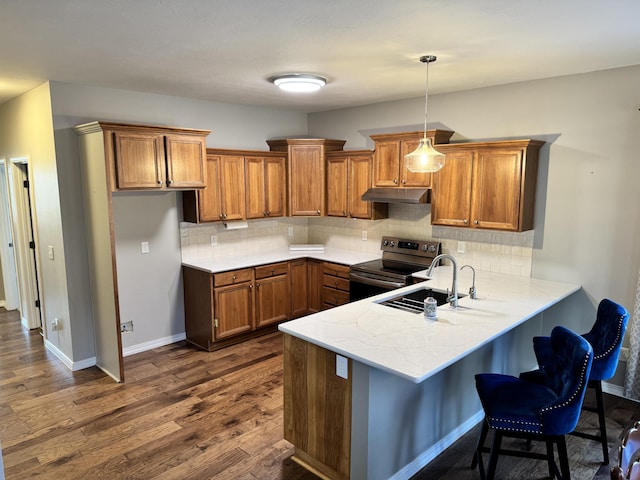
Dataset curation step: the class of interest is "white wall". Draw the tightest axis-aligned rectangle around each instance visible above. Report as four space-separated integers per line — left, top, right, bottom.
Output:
308 66 640 314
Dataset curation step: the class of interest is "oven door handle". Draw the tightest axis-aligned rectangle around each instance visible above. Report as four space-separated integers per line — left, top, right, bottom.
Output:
349 273 406 290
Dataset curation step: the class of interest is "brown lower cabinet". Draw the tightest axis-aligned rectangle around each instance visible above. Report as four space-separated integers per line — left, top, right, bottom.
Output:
183 259 350 351
284 334 352 480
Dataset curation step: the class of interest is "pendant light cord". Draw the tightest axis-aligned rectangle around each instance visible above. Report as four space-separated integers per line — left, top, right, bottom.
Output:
423 58 429 141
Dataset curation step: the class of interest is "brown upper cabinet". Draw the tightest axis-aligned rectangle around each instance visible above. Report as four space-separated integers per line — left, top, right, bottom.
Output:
432 139 544 232
267 138 346 217
183 151 246 223
245 154 287 219
370 130 454 188
91 122 210 192
326 150 388 220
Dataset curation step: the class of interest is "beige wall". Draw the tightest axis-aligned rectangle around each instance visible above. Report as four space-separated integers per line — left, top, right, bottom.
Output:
0 82 91 362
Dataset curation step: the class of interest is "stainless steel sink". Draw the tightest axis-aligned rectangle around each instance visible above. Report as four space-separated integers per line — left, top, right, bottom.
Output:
377 288 466 314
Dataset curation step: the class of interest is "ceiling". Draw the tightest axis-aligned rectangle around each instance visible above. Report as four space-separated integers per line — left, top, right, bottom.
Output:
2 0 640 113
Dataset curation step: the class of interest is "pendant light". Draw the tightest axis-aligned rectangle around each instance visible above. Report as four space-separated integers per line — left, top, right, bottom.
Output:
405 55 445 173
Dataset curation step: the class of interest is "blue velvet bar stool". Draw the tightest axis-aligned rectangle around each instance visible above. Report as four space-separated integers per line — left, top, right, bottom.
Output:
473 326 593 480
527 299 630 465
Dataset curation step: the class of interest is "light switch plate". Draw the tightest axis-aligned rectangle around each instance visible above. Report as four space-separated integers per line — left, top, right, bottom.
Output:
336 354 348 379
141 241 149 254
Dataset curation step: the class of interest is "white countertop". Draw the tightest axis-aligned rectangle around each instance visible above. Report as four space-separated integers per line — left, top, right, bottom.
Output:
182 247 379 273
278 266 581 383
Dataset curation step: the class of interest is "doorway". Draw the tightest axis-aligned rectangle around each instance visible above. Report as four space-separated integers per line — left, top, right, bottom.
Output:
7 157 42 331
0 161 20 311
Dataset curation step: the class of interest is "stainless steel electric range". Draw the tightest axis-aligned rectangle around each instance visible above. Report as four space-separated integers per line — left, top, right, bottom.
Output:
349 236 442 302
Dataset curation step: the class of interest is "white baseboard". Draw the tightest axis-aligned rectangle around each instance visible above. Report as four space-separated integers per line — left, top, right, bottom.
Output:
602 381 625 397
44 339 97 371
122 332 187 357
389 410 485 480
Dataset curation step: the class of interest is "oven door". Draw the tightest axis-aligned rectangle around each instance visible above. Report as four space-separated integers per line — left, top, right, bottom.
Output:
349 271 406 302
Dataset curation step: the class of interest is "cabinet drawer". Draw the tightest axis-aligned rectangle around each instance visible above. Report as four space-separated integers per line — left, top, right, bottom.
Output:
255 262 289 279
323 274 350 293
323 287 350 307
323 262 350 279
214 268 254 287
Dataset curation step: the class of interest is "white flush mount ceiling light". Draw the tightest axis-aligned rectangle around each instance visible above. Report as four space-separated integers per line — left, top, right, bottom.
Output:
270 74 327 92
405 55 446 173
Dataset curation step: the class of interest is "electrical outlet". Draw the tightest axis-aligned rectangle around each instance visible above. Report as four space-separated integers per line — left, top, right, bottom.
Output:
361 230 367 241
457 241 466 253
48 245 54 260
210 235 217 246
51 317 59 331
120 321 134 333
336 354 348 379
141 241 150 254
288 226 294 237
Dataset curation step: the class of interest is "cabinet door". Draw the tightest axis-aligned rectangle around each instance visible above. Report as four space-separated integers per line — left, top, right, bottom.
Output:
289 145 324 216
432 150 474 227
400 138 432 187
214 281 254 339
219 155 246 221
196 154 223 222
255 274 290 328
307 259 323 314
326 155 348 217
348 154 373 219
165 134 206 189
289 259 309 318
472 149 523 231
264 156 286 217
373 141 400 187
245 156 266 219
113 131 165 189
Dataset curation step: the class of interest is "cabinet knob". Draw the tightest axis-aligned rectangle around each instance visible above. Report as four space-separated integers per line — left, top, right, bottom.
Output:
474 220 479 225
463 219 468 224
316 210 321 215
232 275 236 281
393 178 398 184
166 179 172 185
263 211 267 216
401 179 406 184
157 180 163 185
266 211 270 216
249 284 253 289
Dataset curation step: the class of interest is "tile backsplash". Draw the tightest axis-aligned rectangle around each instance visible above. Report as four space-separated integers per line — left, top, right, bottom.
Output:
180 204 534 277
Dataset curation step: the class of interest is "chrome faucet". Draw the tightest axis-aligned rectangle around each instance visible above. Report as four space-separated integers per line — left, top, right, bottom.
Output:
461 265 477 299
427 254 459 307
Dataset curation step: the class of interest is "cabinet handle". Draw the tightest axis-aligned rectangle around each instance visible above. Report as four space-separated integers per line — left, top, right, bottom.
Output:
474 220 479 225
316 210 320 215
463 219 468 224
157 180 163 185
166 179 172 185
219 214 224 219
266 210 270 216
232 275 236 281
401 179 406 184
249 284 253 289
394 178 398 184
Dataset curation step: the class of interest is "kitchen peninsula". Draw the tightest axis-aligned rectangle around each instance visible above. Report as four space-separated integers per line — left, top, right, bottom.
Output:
279 266 582 480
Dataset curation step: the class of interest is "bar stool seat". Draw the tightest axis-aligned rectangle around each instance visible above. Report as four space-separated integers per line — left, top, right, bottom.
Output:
474 326 593 480
523 299 629 465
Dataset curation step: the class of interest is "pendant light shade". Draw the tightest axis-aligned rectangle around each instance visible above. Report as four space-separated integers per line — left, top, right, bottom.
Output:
404 55 445 173
405 137 446 172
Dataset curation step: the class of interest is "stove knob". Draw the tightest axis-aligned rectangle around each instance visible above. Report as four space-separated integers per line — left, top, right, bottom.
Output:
429 244 437 253
422 245 428 252
383 240 389 247
390 241 396 247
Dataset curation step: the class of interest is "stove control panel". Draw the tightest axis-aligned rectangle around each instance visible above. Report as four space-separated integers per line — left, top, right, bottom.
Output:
380 236 441 258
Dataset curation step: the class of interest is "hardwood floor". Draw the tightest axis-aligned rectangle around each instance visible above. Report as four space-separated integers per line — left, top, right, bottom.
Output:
1 306 638 479
0 308 315 480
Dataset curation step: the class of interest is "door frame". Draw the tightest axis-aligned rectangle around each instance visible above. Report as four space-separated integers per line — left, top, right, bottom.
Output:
0 160 20 311
7 156 44 330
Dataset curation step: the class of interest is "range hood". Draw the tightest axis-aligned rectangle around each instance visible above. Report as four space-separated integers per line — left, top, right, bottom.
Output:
361 187 431 204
